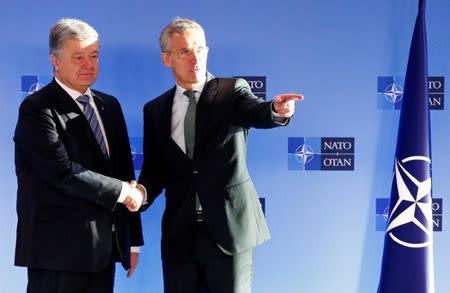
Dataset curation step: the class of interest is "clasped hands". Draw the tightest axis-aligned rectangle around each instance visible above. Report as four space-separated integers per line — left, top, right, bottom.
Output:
122 180 145 212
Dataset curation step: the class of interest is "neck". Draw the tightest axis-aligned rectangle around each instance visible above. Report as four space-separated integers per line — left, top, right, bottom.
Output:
178 80 204 90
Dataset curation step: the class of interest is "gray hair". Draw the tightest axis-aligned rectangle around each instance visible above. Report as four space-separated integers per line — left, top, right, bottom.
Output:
49 18 99 58
159 17 205 52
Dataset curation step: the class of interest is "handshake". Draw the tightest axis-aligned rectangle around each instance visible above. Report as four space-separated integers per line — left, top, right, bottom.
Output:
121 180 146 212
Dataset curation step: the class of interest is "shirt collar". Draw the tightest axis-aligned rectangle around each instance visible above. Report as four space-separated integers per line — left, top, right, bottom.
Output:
175 83 204 104
55 77 93 101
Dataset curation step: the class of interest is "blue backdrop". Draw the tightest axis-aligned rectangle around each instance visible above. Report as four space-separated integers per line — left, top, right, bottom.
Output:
1 0 449 292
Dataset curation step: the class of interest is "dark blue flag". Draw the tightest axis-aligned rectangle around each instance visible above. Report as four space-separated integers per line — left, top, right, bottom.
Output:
378 0 434 292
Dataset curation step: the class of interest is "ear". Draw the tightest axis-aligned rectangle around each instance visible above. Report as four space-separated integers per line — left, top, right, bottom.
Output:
50 53 60 71
161 52 172 68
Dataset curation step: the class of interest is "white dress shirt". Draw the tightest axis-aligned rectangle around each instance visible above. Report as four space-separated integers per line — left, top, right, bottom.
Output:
171 83 205 152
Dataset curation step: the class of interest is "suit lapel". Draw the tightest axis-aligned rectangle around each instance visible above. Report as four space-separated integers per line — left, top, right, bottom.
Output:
92 92 111 157
51 79 81 114
195 74 218 155
159 88 187 157
51 80 106 159
162 87 176 141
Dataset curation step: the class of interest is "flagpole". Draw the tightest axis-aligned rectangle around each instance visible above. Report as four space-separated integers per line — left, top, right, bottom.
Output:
378 0 434 292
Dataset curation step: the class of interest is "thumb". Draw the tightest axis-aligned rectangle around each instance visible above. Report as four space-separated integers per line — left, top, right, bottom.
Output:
127 267 135 278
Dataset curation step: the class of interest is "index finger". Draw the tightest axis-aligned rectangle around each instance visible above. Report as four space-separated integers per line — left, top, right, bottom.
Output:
278 94 304 103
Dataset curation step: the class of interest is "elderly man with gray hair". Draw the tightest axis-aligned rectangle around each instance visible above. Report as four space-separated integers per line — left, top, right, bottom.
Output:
14 18 144 293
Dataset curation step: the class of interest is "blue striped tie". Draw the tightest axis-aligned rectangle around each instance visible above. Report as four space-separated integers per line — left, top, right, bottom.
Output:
77 95 108 158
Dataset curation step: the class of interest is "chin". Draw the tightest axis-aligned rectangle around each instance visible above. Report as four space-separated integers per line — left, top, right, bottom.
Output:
194 72 206 82
78 78 96 86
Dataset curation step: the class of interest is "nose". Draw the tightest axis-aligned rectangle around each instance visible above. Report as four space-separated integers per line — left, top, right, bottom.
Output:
81 60 91 69
189 51 199 63
82 56 95 68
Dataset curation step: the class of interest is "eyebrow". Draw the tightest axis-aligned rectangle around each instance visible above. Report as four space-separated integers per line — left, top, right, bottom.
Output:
71 50 99 55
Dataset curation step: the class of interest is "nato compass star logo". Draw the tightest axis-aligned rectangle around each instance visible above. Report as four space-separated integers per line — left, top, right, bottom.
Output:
288 137 321 170
294 144 315 165
384 81 403 104
21 75 45 94
129 137 144 171
385 156 433 248
20 75 52 100
382 206 389 222
377 76 405 109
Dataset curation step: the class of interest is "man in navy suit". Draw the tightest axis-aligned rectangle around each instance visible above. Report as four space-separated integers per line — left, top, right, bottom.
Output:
137 17 302 293
14 18 144 293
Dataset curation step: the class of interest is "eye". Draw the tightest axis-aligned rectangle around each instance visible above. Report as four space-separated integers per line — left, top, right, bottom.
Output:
72 56 83 63
178 49 191 58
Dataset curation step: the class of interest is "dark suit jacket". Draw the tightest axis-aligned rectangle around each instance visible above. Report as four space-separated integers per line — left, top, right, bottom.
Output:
138 74 286 262
14 79 143 272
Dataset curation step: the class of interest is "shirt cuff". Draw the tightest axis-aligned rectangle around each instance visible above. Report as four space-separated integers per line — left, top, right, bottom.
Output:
138 184 148 205
117 182 130 203
270 102 290 125
131 246 141 253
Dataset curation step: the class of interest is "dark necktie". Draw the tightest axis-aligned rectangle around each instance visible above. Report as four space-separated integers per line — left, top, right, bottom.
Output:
183 90 203 213
77 95 108 158
184 90 197 159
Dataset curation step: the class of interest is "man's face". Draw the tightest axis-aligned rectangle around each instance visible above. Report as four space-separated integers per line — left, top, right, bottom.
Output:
51 38 99 93
161 29 208 89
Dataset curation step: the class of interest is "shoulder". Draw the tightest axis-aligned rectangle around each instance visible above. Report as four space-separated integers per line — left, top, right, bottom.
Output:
19 81 58 112
213 77 250 92
91 89 120 105
144 87 175 111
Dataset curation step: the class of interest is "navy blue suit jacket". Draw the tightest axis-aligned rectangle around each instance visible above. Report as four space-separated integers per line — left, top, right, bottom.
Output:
14 79 143 272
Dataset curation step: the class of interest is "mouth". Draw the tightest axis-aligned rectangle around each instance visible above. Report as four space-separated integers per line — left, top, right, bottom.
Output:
190 66 203 73
79 73 94 78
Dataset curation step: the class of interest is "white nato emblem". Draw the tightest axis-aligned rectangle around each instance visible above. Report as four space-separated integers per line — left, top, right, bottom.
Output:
294 144 315 165
383 206 389 222
386 156 432 248
384 82 404 104
27 82 44 94
130 145 137 160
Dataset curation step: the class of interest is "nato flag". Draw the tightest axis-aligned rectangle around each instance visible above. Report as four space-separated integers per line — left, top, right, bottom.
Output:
377 0 434 292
